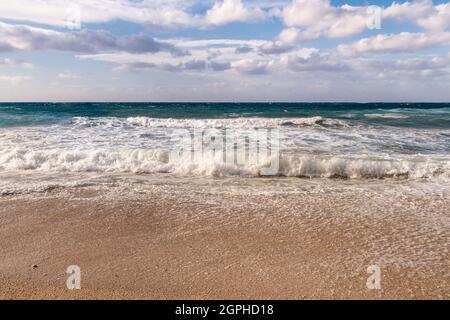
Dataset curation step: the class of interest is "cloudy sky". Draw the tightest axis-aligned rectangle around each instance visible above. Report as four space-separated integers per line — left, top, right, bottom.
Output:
0 0 450 102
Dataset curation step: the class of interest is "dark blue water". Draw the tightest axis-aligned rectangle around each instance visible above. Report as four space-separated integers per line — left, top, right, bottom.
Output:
1 103 449 129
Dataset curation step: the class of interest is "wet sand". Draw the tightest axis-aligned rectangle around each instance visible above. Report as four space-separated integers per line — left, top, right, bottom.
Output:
0 177 449 300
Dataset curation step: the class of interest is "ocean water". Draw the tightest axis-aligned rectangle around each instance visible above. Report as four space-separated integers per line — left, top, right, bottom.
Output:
1 103 449 192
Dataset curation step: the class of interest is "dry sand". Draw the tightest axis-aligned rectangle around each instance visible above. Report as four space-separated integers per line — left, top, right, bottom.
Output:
0 176 449 300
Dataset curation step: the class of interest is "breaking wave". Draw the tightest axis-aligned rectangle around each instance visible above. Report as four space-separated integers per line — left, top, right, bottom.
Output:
72 116 350 129
1 148 448 180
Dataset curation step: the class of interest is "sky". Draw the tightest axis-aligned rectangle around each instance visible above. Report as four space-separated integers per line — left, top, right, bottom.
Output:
0 0 450 102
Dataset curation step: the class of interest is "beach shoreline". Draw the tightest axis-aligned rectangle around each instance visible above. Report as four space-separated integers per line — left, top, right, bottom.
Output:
1 177 448 300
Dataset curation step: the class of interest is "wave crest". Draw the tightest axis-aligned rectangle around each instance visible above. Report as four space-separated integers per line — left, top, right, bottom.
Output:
72 116 350 129
1 148 448 180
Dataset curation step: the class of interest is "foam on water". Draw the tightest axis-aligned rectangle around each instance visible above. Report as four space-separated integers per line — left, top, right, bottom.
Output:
364 113 410 119
72 116 350 129
1 103 449 194
1 147 449 180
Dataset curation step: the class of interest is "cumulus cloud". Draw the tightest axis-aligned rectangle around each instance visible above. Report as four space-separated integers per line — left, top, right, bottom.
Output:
350 55 450 81
338 32 450 56
81 38 352 76
282 50 350 72
93 47 450 89
258 41 294 54
383 0 435 21
278 27 317 44
0 0 279 28
2 0 450 101
0 22 183 55
205 0 266 25
417 2 450 31
278 0 450 45
232 59 273 74
0 0 198 28
280 0 374 42
366 56 450 72
384 0 450 31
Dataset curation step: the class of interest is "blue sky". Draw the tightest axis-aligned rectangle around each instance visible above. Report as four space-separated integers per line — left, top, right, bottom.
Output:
0 0 450 102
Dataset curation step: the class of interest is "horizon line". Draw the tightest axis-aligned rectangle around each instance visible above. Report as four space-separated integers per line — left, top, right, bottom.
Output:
1 101 450 104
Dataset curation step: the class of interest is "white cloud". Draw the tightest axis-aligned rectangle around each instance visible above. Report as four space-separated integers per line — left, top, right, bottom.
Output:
81 41 235 73
0 0 279 29
1 0 450 102
0 0 198 28
78 35 450 87
338 32 450 56
281 49 350 72
278 0 450 44
384 0 450 31
205 0 266 25
278 27 319 44
366 56 450 72
416 2 450 31
383 0 435 21
80 38 346 76
232 59 273 74
280 0 372 41
0 21 182 54
0 0 449 40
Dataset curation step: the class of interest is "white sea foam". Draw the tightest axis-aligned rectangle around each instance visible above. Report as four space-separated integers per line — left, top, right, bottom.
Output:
72 116 350 129
1 147 448 180
364 113 410 119
1 115 449 189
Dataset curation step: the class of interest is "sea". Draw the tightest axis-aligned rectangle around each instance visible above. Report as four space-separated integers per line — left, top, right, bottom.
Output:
1 102 449 195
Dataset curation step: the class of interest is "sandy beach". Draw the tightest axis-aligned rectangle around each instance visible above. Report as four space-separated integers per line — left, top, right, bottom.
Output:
0 175 448 300
2 0 450 303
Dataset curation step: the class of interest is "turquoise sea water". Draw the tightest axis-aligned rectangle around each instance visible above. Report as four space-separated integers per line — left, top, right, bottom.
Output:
1 102 450 128
0 103 449 181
